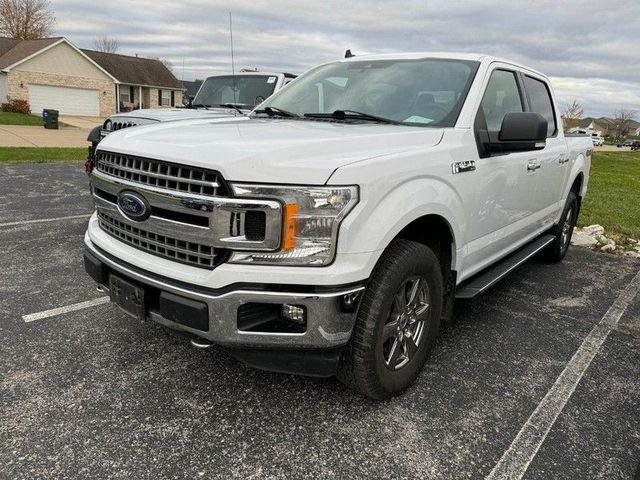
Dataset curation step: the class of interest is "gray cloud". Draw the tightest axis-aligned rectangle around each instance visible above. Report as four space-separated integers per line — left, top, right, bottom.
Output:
52 0 640 117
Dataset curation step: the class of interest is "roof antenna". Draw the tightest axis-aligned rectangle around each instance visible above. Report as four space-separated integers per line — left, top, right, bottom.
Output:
345 49 355 58
229 12 238 111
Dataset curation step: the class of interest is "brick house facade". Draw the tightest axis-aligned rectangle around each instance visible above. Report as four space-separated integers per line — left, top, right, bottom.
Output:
0 37 183 117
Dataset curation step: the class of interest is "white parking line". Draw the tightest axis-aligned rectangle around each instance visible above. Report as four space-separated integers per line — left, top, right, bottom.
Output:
486 268 640 480
0 213 91 228
22 296 110 323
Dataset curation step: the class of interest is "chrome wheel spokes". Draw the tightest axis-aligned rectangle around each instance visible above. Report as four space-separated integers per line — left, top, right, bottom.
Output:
382 276 430 370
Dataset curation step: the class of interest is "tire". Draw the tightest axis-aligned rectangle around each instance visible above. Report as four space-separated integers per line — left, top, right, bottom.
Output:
337 239 443 400
546 191 578 263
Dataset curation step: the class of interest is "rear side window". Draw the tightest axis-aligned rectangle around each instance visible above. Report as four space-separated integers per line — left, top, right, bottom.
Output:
523 76 556 136
479 70 524 132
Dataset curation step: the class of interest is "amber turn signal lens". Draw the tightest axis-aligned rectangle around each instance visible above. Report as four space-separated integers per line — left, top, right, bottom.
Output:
282 203 299 250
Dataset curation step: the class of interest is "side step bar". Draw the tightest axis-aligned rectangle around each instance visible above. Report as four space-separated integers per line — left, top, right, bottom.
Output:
455 234 555 299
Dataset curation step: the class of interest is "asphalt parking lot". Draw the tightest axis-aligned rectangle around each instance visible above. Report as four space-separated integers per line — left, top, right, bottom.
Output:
1 163 639 479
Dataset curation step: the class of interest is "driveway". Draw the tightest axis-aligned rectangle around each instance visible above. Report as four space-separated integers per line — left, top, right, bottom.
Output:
1 163 639 479
0 125 89 147
58 116 105 129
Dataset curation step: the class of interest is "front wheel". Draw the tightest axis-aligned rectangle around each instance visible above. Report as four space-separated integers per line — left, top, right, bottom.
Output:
337 239 443 400
546 192 578 262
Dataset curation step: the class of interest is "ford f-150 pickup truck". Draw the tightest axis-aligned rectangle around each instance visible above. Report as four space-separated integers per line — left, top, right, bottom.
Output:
86 71 296 161
84 53 592 399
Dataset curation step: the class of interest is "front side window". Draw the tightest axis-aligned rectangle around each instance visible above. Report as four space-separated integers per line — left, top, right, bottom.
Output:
479 70 524 132
258 58 480 127
523 76 556 136
161 90 171 106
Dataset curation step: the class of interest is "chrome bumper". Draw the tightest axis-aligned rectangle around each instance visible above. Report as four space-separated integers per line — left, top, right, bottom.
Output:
85 234 363 350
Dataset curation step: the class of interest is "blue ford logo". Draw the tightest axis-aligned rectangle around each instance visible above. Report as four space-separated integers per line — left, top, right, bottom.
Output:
117 191 150 221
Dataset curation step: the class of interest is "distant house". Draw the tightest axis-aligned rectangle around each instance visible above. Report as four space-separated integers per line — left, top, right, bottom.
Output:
0 36 183 117
182 79 203 102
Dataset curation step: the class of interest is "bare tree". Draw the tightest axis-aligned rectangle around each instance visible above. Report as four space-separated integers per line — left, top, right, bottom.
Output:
561 99 584 129
0 0 55 39
612 108 637 138
152 57 173 73
93 35 120 53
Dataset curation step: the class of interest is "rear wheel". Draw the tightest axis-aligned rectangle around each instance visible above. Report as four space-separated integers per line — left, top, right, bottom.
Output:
546 192 577 262
337 239 443 400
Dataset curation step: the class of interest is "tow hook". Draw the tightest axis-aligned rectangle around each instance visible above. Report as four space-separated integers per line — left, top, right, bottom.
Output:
190 338 214 349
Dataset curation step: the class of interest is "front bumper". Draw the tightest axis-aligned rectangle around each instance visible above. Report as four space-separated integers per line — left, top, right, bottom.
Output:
84 234 363 374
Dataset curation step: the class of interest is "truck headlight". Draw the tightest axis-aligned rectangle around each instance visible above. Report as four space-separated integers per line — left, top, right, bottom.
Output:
229 184 358 266
103 119 112 131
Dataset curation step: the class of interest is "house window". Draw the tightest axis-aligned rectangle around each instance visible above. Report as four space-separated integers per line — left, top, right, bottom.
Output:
119 89 130 103
161 90 171 106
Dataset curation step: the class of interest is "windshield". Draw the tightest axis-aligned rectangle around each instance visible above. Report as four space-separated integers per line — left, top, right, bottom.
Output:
193 75 278 109
257 58 479 127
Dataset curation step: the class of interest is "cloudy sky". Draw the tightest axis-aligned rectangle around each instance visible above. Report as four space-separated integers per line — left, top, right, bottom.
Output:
52 0 639 117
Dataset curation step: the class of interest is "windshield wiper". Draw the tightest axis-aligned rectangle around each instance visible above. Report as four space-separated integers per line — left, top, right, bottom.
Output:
304 109 401 125
253 106 300 118
218 103 248 115
191 103 211 110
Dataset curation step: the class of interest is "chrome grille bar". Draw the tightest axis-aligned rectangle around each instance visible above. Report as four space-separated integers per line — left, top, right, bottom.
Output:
95 151 224 196
97 212 223 268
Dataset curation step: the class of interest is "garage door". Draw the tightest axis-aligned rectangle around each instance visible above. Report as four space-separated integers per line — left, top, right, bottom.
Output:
29 84 99 116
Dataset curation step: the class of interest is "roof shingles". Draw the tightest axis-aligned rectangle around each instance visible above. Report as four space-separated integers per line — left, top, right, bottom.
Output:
0 37 61 69
82 49 182 89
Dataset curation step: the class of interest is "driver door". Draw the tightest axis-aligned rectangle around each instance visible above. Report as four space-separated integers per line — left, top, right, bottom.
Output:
461 67 541 276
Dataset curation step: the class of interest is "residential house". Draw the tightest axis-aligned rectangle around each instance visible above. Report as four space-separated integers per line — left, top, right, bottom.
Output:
182 79 203 102
0 36 182 117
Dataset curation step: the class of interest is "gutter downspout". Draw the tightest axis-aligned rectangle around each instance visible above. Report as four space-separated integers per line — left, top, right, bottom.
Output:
116 84 120 113
139 85 142 109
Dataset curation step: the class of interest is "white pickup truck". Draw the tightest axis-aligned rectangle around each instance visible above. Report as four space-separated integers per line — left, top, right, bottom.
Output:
84 53 592 399
86 71 296 162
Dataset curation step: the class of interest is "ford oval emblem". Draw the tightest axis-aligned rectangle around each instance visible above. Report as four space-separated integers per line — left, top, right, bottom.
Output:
117 190 150 221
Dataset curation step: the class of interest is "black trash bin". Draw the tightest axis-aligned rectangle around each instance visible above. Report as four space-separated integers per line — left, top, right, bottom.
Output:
42 109 59 129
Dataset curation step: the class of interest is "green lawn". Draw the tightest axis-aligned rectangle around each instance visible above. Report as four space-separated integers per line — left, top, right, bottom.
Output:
0 112 44 126
579 151 640 238
0 147 86 163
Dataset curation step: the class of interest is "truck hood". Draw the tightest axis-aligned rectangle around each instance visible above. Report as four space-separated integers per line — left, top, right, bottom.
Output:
98 118 444 184
109 107 242 124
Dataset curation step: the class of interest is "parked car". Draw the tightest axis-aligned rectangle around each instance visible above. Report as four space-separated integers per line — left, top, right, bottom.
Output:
591 135 604 146
631 140 640 151
617 139 633 147
86 71 296 163
83 53 593 399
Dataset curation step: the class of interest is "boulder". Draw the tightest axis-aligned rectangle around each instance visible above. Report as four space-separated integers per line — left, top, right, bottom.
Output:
600 244 615 252
583 224 605 236
571 231 598 248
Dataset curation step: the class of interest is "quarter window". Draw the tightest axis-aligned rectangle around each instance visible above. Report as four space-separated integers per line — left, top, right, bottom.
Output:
479 70 524 132
523 76 557 136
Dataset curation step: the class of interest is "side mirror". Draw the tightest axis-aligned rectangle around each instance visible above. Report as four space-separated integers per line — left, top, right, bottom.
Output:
486 112 547 153
182 95 191 107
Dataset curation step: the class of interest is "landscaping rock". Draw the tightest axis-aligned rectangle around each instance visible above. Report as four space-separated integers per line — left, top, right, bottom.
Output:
623 251 640 259
601 244 615 252
583 224 605 236
571 230 598 248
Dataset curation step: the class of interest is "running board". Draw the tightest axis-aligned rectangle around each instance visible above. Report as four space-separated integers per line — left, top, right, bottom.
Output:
455 234 555 299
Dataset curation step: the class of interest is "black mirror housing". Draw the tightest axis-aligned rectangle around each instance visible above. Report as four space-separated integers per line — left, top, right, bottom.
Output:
486 112 547 153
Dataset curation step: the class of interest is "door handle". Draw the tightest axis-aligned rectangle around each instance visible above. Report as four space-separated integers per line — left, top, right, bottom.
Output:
558 154 570 164
527 160 541 171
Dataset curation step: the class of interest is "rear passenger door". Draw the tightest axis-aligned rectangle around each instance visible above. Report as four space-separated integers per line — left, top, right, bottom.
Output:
521 74 567 227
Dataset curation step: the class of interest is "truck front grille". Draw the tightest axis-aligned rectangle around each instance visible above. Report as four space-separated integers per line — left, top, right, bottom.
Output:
97 212 225 269
95 151 226 196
